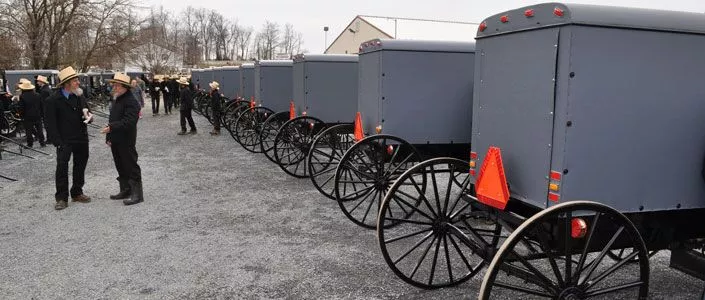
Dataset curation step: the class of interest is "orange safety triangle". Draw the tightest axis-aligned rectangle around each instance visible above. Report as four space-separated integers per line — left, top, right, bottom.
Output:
353 112 364 141
475 146 510 210
289 101 296 120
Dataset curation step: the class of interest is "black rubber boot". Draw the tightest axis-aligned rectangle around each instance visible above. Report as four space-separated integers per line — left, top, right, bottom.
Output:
123 179 144 206
110 178 131 200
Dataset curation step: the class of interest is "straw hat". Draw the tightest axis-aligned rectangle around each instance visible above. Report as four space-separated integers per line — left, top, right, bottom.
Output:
176 77 189 85
19 78 31 84
107 72 131 86
209 81 219 89
58 66 79 85
36 75 49 84
18 81 35 90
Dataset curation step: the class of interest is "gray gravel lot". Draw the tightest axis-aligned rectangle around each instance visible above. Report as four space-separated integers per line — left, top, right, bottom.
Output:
1 101 702 299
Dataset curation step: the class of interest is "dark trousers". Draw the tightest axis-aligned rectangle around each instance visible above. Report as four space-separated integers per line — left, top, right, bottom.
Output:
180 109 196 132
162 93 171 114
55 143 89 200
23 118 45 146
150 92 160 114
111 143 141 183
212 110 221 131
166 94 174 113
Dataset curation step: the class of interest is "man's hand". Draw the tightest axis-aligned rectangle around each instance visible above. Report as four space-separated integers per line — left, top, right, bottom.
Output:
100 125 111 134
105 141 111 147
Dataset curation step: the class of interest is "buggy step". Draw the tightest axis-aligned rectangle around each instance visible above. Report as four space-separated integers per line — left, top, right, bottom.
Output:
669 248 705 281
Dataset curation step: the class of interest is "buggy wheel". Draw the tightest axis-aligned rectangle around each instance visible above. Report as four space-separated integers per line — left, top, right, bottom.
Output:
607 249 659 263
479 201 649 300
378 157 503 289
272 116 325 178
260 112 290 163
334 134 422 229
225 100 252 141
307 124 355 200
234 107 275 153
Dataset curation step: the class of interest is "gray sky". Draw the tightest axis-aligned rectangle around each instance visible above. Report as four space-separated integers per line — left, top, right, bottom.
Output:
145 0 705 54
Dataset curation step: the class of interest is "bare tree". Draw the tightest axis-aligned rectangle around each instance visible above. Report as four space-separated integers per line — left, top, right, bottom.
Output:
258 21 279 60
75 0 141 71
236 25 253 60
210 11 228 60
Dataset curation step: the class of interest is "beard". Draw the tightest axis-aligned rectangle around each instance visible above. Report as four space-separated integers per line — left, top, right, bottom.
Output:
73 87 83 96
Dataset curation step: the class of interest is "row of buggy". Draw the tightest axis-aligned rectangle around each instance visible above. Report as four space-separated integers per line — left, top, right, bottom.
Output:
193 3 705 298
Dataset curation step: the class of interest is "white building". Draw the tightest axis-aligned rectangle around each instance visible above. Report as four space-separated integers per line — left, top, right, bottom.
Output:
113 43 184 73
325 15 478 54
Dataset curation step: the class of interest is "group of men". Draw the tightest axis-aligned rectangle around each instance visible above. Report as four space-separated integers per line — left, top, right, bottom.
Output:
147 75 183 117
2 65 215 211
0 76 54 148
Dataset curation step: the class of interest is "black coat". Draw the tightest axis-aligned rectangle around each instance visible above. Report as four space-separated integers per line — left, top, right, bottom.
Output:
107 90 139 145
18 90 43 120
180 86 193 111
44 90 90 145
168 80 179 97
38 84 52 118
210 89 222 111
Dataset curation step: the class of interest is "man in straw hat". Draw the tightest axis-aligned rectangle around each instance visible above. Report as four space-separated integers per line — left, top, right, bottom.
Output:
209 81 222 135
100 73 143 206
177 76 197 135
17 80 45 147
44 66 92 210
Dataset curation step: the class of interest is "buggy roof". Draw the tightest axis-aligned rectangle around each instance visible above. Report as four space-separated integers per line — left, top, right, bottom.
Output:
293 54 358 63
256 60 293 67
358 39 476 54
476 2 705 38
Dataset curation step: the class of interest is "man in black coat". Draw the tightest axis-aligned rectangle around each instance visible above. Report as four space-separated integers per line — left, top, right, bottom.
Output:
149 77 160 116
177 77 196 135
159 78 170 115
17 81 45 147
101 73 143 206
167 76 179 113
208 81 222 135
36 75 52 136
44 66 92 210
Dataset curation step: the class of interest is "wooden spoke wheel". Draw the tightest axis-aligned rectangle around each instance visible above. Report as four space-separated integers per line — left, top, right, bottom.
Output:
272 116 326 178
260 112 291 163
234 107 275 153
333 134 422 229
377 157 503 289
479 201 649 300
306 124 355 200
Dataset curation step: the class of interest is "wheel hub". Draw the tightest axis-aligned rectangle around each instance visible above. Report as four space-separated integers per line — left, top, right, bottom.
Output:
559 287 584 300
433 217 451 234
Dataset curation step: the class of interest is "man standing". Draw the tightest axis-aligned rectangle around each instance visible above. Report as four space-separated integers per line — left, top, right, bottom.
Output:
167 75 179 113
101 73 143 206
159 77 170 115
36 75 52 133
44 66 92 210
149 77 160 116
177 77 196 135
17 81 45 147
209 81 222 136
130 79 144 119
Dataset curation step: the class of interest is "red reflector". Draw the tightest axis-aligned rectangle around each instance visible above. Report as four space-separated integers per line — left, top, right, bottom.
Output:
386 145 394 155
524 9 535 17
470 169 476 176
500 15 509 23
309 122 315 130
470 152 478 159
479 22 487 32
548 192 560 202
554 7 564 17
571 218 587 238
550 171 561 181
476 147 510 210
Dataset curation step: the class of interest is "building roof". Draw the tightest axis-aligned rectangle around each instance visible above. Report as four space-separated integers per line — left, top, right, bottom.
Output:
358 15 478 42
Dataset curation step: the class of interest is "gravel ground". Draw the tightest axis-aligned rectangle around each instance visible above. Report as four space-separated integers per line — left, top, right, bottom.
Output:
0 100 703 299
